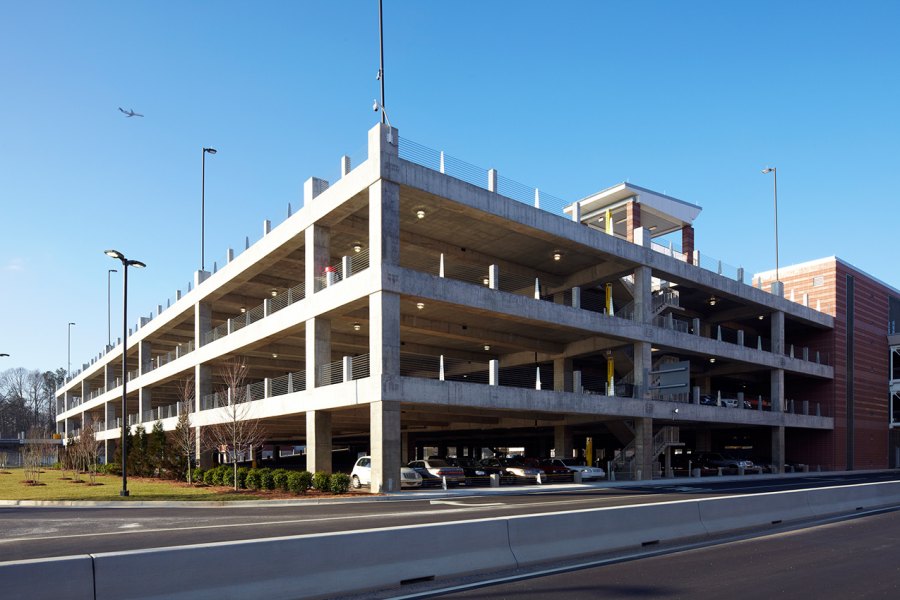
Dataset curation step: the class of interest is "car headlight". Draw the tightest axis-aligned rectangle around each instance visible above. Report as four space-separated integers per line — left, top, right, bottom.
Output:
475 470 485 476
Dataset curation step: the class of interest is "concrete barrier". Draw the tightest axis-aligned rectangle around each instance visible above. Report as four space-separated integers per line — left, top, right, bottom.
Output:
92 519 516 600
806 481 900 517
698 490 815 534
507 501 705 566
0 555 94 600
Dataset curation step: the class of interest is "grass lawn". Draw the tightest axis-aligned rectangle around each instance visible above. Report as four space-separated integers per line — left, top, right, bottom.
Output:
0 468 268 501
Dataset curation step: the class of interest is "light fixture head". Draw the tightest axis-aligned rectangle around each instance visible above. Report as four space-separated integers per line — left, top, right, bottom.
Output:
484 345 491 351
758 314 765 320
553 251 562 261
353 322 361 331
416 209 425 220
372 100 379 112
240 307 246 313
272 353 278 359
104 249 124 260
483 277 489 285
204 147 217 155
762 167 774 174
673 408 679 414
708 296 717 306
129 260 146 269
0 353 9 358
352 242 363 253
416 302 424 310
271 289 278 297
709 357 716 364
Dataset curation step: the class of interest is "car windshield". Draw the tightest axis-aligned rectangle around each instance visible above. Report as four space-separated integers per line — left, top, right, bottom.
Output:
426 459 449 467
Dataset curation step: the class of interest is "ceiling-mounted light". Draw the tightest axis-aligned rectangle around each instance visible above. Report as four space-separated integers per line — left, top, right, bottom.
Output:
416 302 424 310
709 357 716 364
416 209 426 219
484 345 491 351
553 251 562 261
272 353 278 359
352 242 363 253
483 277 489 285
758 314 765 320
271 289 278 297
708 296 717 306
240 307 246 313
353 322 361 331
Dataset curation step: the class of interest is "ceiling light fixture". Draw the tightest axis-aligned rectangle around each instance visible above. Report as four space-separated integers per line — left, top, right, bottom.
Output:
353 322 361 331
758 314 765 320
484 345 491 351
271 289 278 297
553 251 562 261
416 302 424 310
240 307 246 313
272 353 278 359
708 296 717 306
352 242 363 253
483 277 489 285
709 357 716 364
416 209 426 219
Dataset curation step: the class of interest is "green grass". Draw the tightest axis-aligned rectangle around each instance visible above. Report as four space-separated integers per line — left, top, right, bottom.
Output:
0 468 264 501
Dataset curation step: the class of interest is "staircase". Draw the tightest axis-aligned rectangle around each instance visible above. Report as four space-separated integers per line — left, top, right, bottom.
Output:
611 425 682 477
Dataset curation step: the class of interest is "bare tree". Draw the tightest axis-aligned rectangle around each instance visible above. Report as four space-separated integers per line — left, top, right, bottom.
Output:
172 377 196 484
77 423 101 485
0 450 9 473
22 427 46 484
208 359 266 490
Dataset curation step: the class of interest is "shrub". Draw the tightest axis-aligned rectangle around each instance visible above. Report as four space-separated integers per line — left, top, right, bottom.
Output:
203 468 217 486
259 468 275 491
330 473 351 494
287 471 309 494
193 467 205 484
216 465 233 487
312 471 331 492
245 469 261 490
102 462 121 476
236 467 250 490
272 469 290 492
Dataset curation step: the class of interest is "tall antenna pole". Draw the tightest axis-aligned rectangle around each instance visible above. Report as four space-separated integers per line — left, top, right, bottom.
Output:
378 0 385 124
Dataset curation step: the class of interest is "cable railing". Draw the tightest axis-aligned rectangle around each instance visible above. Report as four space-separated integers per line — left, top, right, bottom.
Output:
313 249 371 292
317 359 344 387
270 370 307 396
201 279 308 347
350 354 371 380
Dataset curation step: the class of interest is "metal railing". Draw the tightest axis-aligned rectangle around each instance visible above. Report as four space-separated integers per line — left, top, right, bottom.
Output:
350 354 370 380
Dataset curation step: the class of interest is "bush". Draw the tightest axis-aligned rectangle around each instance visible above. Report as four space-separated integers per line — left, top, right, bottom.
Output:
216 465 233 487
203 469 217 486
312 471 331 492
259 468 275 490
272 469 290 492
102 462 121 476
245 469 261 490
193 467 205 484
287 471 310 494
330 472 351 494
236 467 250 490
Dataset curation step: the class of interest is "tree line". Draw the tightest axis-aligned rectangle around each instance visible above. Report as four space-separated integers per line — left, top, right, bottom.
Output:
0 367 65 438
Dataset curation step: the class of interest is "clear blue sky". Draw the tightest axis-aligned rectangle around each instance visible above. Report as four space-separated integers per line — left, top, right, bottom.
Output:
2 1 898 374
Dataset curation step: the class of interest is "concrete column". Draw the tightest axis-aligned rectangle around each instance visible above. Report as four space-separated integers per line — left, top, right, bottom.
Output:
368 122 399 179
195 301 211 347
104 364 116 391
341 155 351 176
369 292 400 378
303 177 329 205
554 425 573 458
401 431 411 463
195 364 211 413
626 200 641 243
304 224 331 297
553 358 573 392
370 401 401 493
105 401 116 432
633 265 652 324
771 426 785 473
771 368 784 413
633 417 654 481
368 180 400 273
139 341 152 375
633 341 652 399
771 310 785 356
306 317 332 388
306 410 332 474
682 225 695 264
138 388 152 422
81 380 91 402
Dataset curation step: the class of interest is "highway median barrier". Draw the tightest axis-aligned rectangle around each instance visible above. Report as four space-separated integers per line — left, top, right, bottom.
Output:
0 555 94 600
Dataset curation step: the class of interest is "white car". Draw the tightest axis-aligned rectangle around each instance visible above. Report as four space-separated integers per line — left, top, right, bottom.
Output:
548 458 606 480
350 456 423 489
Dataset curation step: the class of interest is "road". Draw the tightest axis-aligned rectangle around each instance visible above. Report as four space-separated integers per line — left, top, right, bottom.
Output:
416 507 900 599
1 472 897 563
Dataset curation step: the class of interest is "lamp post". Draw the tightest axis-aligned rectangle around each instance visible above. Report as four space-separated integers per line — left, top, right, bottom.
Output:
67 322 76 379
104 249 146 497
201 147 217 271
108 269 117 347
762 167 779 282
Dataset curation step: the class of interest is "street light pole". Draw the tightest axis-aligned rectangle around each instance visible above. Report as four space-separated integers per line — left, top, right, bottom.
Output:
105 249 146 497
108 269 117 347
67 322 76 379
762 167 779 282
201 147 217 272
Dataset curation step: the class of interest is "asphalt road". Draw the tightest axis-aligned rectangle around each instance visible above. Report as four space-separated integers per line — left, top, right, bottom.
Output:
419 507 900 599
1 472 897 563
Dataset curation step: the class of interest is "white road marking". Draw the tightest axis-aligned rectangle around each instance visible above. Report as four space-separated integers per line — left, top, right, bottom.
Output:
430 500 505 507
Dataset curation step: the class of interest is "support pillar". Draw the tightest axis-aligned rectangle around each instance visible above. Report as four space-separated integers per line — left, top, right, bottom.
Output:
554 425 573 458
633 265 652 323
306 410 332 474
139 341 152 376
305 223 331 297
771 426 785 474
370 401 401 493
633 417 654 481
138 388 152 423
306 318 332 388
771 368 784 413
369 292 400 378
633 341 652 399
553 358 573 392
682 225 695 264
625 200 641 243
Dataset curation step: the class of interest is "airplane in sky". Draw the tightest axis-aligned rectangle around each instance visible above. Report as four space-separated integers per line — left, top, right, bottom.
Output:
118 107 143 118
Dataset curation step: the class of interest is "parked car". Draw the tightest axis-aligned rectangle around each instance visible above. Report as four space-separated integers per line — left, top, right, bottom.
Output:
694 451 762 474
480 457 544 480
670 453 718 477
350 456 423 489
543 458 606 480
407 459 466 485
526 458 572 478
445 457 501 480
